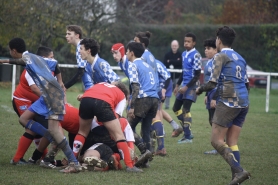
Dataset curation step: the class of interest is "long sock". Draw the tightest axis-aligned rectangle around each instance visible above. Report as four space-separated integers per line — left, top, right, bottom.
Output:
169 120 179 130
57 137 78 164
212 143 243 173
13 133 34 162
25 120 53 142
32 138 48 158
230 145 240 164
73 134 86 157
151 120 164 150
133 132 146 154
183 112 192 139
32 149 44 161
174 109 183 122
116 140 133 168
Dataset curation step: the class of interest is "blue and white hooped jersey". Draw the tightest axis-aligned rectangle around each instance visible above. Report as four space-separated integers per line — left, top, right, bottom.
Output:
76 40 87 68
182 48 202 86
204 58 214 83
209 48 249 108
118 55 130 78
156 59 171 89
83 55 120 90
128 58 159 99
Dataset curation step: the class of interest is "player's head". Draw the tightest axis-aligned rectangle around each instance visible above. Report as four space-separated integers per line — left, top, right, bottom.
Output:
8 38 26 58
79 38 99 60
36 46 54 58
66 25 83 45
114 82 129 100
134 31 151 48
171 40 179 53
126 42 144 62
184 32 196 51
111 43 125 62
215 26 236 49
204 38 217 59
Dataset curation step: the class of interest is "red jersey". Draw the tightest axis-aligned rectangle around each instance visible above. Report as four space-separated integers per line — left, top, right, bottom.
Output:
82 82 126 116
13 69 39 102
60 103 79 134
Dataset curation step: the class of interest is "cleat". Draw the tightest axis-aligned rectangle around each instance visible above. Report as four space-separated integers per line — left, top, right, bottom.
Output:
171 127 183 137
141 160 150 168
177 137 192 144
204 149 218 155
40 159 63 170
154 148 167 156
84 156 108 169
135 150 153 167
59 162 83 173
27 157 40 165
229 170 251 185
10 158 27 165
126 166 143 173
107 155 119 170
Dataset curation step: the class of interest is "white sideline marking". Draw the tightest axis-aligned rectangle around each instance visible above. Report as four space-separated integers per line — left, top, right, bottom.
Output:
1 105 16 114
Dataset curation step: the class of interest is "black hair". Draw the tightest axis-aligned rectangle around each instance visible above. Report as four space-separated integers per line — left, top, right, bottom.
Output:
115 82 129 100
66 25 83 39
204 38 216 48
126 42 145 58
135 31 151 47
36 46 53 57
216 26 236 47
80 38 99 57
9 38 26 53
185 32 197 42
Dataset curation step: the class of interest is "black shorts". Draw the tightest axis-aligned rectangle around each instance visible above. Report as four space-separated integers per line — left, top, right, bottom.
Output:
79 98 117 122
88 143 114 162
133 97 159 118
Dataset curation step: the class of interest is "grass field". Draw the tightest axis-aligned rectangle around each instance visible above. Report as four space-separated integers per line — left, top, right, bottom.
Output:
0 82 278 185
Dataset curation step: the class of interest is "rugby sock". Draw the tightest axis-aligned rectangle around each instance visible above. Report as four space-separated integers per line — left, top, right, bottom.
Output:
116 140 133 168
73 134 86 157
134 132 146 154
174 109 183 122
230 145 240 164
169 120 179 130
183 112 192 139
151 120 165 150
13 132 34 162
25 120 53 142
213 143 243 173
58 137 78 164
31 149 44 161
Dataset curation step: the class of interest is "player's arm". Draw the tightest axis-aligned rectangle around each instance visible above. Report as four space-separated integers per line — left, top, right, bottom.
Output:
64 68 85 89
54 65 65 90
25 71 41 97
197 54 222 95
0 58 26 66
130 83 140 109
186 53 202 88
128 63 140 109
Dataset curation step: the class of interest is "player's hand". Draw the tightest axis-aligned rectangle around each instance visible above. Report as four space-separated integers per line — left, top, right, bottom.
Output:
128 108 135 119
0 59 9 64
173 86 179 96
204 96 207 104
178 86 188 94
196 87 202 95
77 94 83 101
210 100 216 108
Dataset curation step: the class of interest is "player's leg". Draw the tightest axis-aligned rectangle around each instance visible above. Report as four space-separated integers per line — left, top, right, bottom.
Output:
177 99 193 143
211 103 250 184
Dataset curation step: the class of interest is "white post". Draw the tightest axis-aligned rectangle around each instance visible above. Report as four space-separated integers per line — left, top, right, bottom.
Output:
265 74 271 113
11 65 16 100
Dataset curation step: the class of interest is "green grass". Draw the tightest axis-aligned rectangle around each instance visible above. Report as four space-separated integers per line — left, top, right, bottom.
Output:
0 82 278 185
